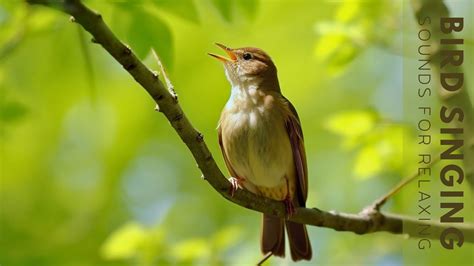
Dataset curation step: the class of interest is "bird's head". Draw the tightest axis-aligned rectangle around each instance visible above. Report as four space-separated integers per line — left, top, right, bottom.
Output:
209 43 280 91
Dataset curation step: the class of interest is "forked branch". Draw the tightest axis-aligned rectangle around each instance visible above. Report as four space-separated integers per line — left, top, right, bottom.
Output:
26 0 474 244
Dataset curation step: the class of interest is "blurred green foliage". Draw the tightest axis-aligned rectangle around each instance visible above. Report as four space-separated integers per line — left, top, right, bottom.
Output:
325 110 406 179
314 0 402 74
0 0 473 265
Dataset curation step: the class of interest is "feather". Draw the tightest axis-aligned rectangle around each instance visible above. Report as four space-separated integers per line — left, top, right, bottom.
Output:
284 97 308 206
218 126 239 178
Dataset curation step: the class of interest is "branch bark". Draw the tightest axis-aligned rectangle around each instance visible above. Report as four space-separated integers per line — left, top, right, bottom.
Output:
26 0 474 244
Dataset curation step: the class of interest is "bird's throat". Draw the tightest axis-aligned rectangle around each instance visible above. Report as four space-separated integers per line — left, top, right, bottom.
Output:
227 84 266 112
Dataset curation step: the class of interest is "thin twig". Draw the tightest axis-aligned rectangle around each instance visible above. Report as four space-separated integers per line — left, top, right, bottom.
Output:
370 154 441 211
256 252 273 266
25 0 474 244
152 48 177 101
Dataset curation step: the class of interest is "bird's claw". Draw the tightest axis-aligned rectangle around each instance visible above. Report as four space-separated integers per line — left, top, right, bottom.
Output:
228 177 243 197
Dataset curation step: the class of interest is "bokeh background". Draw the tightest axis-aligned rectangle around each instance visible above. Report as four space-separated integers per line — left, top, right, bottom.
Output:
1 0 473 265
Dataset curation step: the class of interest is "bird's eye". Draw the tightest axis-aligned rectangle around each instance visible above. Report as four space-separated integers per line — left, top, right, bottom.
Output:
242 53 252 60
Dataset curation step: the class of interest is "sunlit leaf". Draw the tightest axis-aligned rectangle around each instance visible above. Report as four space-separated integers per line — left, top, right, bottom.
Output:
325 111 376 139
101 222 147 260
171 238 210 261
314 0 401 73
382 126 404 170
336 2 360 22
352 124 405 179
314 34 342 61
29 9 59 33
100 220 166 263
315 22 364 39
212 225 242 250
152 0 200 23
314 21 366 74
354 145 382 179
139 226 167 264
326 111 406 178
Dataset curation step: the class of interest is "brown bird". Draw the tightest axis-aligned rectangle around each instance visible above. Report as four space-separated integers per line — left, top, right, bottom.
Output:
209 43 312 261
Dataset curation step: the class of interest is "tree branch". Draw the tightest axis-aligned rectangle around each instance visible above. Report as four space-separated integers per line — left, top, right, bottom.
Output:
26 0 474 244
369 155 441 211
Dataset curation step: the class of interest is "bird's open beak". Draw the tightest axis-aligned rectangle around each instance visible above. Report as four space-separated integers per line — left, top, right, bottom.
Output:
208 43 237 62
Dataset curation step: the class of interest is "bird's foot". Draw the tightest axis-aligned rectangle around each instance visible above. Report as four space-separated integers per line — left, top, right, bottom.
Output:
228 176 244 197
284 197 296 218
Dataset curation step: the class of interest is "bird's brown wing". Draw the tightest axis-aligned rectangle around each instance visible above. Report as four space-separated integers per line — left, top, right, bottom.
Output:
283 98 312 261
284 98 308 206
218 126 239 178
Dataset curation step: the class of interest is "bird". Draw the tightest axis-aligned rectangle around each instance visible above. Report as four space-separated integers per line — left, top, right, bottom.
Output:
209 43 312 261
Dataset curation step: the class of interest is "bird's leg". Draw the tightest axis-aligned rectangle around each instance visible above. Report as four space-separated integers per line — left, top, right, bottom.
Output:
228 176 244 197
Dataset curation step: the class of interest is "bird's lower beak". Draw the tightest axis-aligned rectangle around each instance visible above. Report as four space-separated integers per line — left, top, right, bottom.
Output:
208 43 237 62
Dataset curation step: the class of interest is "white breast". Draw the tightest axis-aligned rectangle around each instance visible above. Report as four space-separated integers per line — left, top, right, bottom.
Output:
220 85 293 188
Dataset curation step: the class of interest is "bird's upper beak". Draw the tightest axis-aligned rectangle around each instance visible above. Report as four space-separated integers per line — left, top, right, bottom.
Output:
208 43 237 62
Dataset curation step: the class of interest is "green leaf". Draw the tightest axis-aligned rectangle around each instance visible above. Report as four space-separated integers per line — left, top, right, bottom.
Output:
171 238 210 262
335 1 360 22
0 101 28 123
212 226 242 251
100 221 166 263
110 5 133 43
354 145 382 179
101 222 147 260
127 8 173 67
211 0 232 22
313 22 364 74
29 9 59 34
353 125 405 179
152 0 200 23
325 111 376 138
